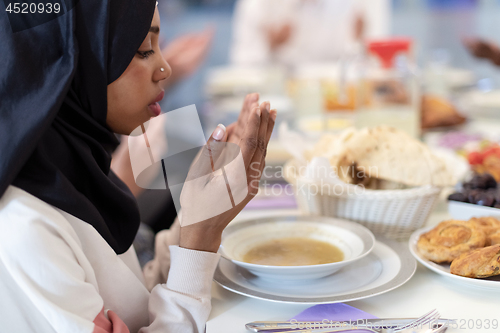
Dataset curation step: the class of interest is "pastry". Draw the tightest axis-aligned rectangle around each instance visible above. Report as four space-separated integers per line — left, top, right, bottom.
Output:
450 244 500 278
417 220 486 263
489 230 500 246
421 95 466 129
469 217 500 246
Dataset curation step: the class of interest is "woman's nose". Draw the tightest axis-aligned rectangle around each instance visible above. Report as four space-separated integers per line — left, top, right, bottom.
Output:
153 59 172 82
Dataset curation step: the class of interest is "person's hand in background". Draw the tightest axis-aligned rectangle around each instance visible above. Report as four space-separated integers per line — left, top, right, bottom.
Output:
354 13 365 41
161 27 215 87
463 37 500 66
267 23 292 51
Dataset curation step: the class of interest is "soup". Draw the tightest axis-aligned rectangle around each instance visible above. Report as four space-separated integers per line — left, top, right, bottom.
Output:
242 237 344 266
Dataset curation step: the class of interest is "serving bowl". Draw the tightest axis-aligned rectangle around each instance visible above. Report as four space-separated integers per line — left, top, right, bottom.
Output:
283 159 443 239
219 215 375 280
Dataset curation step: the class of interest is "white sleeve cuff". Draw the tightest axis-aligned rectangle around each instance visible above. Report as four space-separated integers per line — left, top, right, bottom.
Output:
165 245 220 300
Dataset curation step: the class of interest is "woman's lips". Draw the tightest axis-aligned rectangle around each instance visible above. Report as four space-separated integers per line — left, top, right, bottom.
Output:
148 90 165 117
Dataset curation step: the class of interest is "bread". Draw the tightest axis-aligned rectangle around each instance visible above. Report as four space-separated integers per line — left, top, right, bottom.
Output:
450 244 500 278
331 126 455 187
417 220 486 263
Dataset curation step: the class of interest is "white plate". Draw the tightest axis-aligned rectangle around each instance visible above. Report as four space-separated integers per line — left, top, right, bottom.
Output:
409 227 500 290
214 233 416 304
448 200 500 220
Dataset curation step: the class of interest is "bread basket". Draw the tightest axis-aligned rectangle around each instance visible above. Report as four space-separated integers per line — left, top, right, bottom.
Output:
284 159 442 238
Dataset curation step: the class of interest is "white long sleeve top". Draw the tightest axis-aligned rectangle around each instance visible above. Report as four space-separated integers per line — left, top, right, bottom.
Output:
0 185 220 333
230 0 392 66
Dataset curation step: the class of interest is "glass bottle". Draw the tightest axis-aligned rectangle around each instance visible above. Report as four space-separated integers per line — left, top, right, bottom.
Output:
356 38 421 138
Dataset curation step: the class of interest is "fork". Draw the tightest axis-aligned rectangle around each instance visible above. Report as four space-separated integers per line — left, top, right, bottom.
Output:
327 323 447 333
310 323 447 333
246 309 441 333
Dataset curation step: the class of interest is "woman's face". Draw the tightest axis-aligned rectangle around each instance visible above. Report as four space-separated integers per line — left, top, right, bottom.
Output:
107 7 171 135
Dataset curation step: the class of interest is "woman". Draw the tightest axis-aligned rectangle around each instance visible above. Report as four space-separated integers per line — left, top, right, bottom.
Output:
0 1 275 332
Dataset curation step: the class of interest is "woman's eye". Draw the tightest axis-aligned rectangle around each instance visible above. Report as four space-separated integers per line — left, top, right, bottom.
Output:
137 50 155 59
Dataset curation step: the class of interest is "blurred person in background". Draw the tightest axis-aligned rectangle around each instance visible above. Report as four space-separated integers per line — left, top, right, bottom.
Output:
230 0 392 67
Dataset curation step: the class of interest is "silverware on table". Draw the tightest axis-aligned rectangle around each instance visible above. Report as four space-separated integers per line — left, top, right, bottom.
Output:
272 325 447 333
246 309 451 333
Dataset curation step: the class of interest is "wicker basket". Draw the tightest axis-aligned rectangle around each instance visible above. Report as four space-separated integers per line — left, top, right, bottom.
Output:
284 159 442 238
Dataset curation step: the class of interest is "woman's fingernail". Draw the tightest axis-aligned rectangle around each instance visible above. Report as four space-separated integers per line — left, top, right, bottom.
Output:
256 106 261 117
250 93 259 102
265 102 270 111
270 109 277 121
212 124 226 140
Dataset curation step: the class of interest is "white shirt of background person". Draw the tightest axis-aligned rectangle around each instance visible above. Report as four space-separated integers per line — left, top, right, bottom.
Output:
230 0 392 67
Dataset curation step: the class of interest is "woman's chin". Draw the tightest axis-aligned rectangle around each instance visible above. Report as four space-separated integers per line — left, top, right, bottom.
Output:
148 102 162 117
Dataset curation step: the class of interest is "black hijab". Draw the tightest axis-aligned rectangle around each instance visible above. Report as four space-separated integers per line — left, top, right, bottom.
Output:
0 0 156 254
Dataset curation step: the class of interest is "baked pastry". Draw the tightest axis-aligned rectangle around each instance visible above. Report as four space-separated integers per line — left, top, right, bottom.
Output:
489 231 500 246
421 95 466 129
469 217 500 246
417 220 486 263
450 244 500 278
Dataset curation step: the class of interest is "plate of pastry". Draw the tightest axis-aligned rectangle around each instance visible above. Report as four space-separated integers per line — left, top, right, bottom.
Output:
409 217 500 290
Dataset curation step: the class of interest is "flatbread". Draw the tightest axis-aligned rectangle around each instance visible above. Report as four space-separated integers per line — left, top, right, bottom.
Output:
309 126 455 187
305 127 357 162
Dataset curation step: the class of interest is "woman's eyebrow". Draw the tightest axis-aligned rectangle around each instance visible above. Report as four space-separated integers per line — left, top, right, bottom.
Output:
149 26 160 34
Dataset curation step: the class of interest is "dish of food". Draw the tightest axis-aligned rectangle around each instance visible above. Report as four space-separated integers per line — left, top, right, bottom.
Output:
410 220 500 290
283 126 456 238
448 173 500 208
215 230 416 304
218 215 375 280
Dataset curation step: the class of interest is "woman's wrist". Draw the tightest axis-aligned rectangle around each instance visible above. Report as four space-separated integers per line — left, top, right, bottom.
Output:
179 225 222 253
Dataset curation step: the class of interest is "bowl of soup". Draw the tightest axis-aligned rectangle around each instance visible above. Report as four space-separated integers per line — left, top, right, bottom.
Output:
219 215 375 280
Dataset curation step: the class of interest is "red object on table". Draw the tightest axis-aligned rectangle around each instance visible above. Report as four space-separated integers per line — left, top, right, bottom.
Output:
367 38 413 69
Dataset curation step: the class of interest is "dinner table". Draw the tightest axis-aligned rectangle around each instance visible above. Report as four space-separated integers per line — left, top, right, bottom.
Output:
206 202 500 333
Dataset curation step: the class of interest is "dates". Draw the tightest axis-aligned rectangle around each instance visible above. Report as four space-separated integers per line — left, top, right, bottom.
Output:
468 173 497 190
448 173 499 208
448 192 467 202
476 193 495 207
